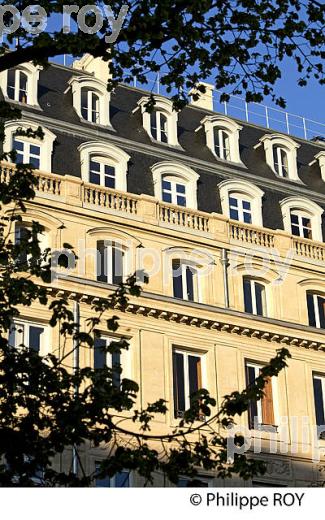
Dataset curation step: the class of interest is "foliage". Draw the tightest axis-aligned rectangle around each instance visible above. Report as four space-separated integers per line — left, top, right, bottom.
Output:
0 1 323 109
0 0 298 487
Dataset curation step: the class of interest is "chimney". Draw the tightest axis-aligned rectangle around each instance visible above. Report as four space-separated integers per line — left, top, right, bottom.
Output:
189 82 215 111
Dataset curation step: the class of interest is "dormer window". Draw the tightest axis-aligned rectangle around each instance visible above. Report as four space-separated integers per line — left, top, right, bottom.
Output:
4 120 56 172
0 63 42 107
229 195 252 224
136 96 179 147
214 128 230 160
255 134 300 181
162 178 186 206
290 211 312 239
280 197 323 242
151 161 199 209
219 179 264 227
198 115 242 163
81 88 100 123
7 69 28 103
68 76 111 127
13 138 41 169
79 142 130 192
273 146 289 178
151 111 168 143
309 151 325 183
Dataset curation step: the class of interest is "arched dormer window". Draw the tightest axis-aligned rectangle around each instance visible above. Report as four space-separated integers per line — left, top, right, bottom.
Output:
280 197 323 242
151 162 199 209
4 120 56 172
78 142 130 192
0 62 42 107
219 179 264 226
198 115 242 163
255 134 300 181
68 76 111 127
136 96 179 146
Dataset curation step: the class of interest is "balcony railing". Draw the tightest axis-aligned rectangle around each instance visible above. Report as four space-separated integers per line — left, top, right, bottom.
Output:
1 162 325 266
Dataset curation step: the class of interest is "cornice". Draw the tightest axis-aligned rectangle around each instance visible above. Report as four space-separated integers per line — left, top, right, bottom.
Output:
47 276 325 353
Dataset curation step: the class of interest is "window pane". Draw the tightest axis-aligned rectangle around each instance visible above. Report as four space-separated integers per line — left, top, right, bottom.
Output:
230 208 239 220
29 156 40 169
112 246 123 284
255 283 265 316
7 69 15 97
317 296 325 329
94 338 106 369
90 161 100 172
188 355 201 397
162 180 171 190
173 352 185 417
313 377 325 426
95 462 110 487
291 213 299 224
307 293 316 327
229 197 238 207
243 211 252 224
160 113 168 143
163 192 172 203
177 195 186 207
246 365 258 429
176 184 186 194
243 278 253 313
89 171 101 185
13 139 24 151
96 241 107 283
150 112 157 140
30 145 40 156
111 351 121 388
172 260 183 299
242 200 251 210
186 266 195 301
29 326 43 353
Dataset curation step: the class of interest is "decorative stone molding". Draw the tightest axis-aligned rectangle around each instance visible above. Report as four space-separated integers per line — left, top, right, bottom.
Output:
255 133 300 181
198 115 242 163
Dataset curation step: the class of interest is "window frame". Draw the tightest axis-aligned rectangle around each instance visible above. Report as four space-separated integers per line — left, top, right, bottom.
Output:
162 177 187 206
9 319 48 356
199 115 243 164
280 197 323 243
172 348 205 419
96 240 127 285
228 194 252 224
219 179 264 227
0 63 42 108
172 259 200 302
81 88 100 124
245 361 277 430
137 96 179 147
290 210 312 239
94 461 130 487
243 277 267 317
255 134 300 182
151 161 199 210
307 292 325 329
68 76 111 127
313 373 325 430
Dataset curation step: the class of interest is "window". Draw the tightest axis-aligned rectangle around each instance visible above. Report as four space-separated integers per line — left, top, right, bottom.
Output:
313 374 325 431
79 142 130 192
310 151 325 183
173 349 203 418
162 178 186 206
89 159 115 188
280 197 323 242
255 134 300 181
246 363 275 429
243 278 267 316
97 241 125 284
229 195 252 224
9 321 45 354
290 211 312 239
273 146 289 178
0 63 41 107
172 260 199 302
151 161 199 210
137 96 179 146
214 128 230 160
4 120 56 173
15 223 49 269
81 88 100 123
177 477 210 487
93 337 121 387
307 293 325 329
68 76 111 127
199 115 242 163
219 179 264 227
7 69 28 103
95 462 130 487
151 111 168 143
13 138 41 169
